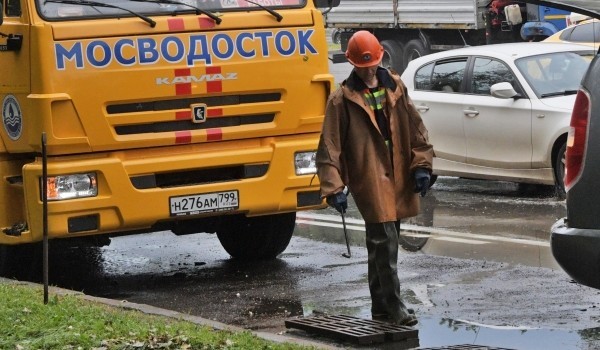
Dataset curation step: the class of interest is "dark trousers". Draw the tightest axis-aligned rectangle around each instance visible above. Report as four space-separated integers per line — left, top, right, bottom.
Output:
366 221 411 321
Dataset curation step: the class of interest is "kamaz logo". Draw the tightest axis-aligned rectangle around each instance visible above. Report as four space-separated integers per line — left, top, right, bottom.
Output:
156 73 238 85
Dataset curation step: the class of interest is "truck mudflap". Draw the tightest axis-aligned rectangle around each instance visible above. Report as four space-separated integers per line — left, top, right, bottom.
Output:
551 218 600 289
7 133 325 244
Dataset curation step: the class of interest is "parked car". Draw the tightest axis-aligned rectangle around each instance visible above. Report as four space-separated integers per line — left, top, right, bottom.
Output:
545 4 600 288
400 42 595 195
544 18 600 48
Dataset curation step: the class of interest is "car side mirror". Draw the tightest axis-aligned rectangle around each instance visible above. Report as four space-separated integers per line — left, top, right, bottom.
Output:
490 82 520 99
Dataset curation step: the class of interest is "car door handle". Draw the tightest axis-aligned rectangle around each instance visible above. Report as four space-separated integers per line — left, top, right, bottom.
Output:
463 109 479 117
416 105 429 112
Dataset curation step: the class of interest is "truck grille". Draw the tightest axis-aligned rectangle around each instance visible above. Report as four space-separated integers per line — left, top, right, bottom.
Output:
115 114 274 135
108 93 280 135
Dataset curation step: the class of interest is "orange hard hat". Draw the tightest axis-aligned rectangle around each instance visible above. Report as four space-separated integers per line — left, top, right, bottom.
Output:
345 31 384 67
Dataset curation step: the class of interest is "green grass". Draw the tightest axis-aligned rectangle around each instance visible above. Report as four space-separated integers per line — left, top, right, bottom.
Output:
0 283 318 350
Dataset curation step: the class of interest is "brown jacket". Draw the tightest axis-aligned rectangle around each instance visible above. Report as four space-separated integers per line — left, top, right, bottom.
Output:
316 68 433 223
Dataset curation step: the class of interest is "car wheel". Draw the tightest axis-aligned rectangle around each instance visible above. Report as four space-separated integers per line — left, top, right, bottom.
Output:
403 39 430 67
554 142 566 198
380 40 404 74
216 213 296 260
396 221 429 252
429 174 437 188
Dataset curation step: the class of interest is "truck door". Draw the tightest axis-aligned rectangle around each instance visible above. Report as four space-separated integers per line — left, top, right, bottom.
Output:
0 0 30 96
0 0 30 235
522 4 569 41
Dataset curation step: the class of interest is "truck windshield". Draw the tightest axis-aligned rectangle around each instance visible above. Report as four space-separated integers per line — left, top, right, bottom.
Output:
36 0 304 22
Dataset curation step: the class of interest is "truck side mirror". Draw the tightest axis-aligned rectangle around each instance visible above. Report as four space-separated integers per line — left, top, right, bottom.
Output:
314 0 340 8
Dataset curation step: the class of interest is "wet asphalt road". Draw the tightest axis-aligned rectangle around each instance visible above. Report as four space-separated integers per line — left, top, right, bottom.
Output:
10 177 600 350
7 58 600 349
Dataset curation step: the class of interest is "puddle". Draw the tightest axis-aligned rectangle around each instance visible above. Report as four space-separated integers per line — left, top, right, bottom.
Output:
296 307 600 350
416 317 600 349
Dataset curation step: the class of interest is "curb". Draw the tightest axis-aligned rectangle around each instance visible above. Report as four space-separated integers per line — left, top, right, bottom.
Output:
1 278 338 349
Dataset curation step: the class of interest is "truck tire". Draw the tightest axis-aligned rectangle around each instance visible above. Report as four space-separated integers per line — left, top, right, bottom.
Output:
216 212 296 260
332 29 342 44
381 40 404 74
0 243 40 279
403 39 430 67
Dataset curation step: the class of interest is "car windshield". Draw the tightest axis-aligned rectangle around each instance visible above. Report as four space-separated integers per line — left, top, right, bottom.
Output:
515 51 594 98
37 0 304 21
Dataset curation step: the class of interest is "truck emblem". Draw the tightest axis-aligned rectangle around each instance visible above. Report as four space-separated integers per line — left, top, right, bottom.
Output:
191 104 207 123
2 95 23 141
156 73 238 85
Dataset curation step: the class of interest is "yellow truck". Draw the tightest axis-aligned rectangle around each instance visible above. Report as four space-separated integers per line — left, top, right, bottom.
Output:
0 0 338 265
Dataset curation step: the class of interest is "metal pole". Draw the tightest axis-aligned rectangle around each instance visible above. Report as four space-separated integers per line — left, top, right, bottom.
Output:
41 133 48 304
341 210 351 258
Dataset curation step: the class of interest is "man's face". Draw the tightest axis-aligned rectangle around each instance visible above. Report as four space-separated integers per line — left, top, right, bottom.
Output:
354 65 379 83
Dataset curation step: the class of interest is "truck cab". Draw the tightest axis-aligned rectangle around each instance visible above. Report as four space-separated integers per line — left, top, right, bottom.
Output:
522 4 570 41
0 0 337 263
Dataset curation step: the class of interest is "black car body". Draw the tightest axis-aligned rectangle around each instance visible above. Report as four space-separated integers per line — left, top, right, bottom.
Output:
522 1 600 289
551 54 600 288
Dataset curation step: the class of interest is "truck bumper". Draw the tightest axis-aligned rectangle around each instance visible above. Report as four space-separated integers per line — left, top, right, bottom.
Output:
6 133 325 244
551 218 600 289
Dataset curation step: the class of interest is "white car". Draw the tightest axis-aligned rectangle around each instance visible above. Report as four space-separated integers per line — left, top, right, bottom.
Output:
400 42 595 195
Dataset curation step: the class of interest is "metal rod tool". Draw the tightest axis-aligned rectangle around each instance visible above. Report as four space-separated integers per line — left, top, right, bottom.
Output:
341 210 351 258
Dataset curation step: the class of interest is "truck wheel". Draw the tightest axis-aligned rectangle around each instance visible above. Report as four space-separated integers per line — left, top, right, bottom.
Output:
0 243 40 279
216 213 296 260
332 29 342 44
381 40 404 74
403 39 430 67
554 142 566 198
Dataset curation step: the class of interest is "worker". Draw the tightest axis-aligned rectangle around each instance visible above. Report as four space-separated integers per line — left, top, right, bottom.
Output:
316 30 434 326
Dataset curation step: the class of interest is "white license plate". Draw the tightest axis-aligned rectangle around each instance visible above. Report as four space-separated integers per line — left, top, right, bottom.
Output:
170 190 239 216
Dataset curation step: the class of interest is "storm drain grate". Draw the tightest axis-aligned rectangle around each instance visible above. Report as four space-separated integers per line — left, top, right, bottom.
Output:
284 314 418 345
419 345 517 350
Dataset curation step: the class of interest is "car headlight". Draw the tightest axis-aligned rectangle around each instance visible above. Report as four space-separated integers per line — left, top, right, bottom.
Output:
42 172 98 201
294 151 317 175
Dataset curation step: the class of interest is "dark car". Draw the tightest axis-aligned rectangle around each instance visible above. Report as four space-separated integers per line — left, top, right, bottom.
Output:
551 52 600 288
550 52 600 289
524 0 600 288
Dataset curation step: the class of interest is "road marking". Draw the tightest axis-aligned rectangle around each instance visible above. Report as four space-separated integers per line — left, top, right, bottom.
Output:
296 212 549 247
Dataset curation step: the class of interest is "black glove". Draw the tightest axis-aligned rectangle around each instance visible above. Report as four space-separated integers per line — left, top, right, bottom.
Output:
326 192 347 214
414 168 431 197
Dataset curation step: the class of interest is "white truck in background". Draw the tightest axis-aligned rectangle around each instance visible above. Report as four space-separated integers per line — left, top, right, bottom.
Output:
324 0 570 73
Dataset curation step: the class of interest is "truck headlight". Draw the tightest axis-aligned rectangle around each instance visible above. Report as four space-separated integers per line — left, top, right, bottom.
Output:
42 172 98 201
295 151 317 175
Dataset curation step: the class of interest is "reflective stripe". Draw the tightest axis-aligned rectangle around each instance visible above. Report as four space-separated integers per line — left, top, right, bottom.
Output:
363 88 385 111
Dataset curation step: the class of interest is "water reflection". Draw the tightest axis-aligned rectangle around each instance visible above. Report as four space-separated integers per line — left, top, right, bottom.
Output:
297 176 565 269
418 317 599 350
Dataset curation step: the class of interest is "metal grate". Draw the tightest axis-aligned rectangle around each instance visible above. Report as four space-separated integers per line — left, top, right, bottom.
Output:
419 345 517 350
284 314 418 345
